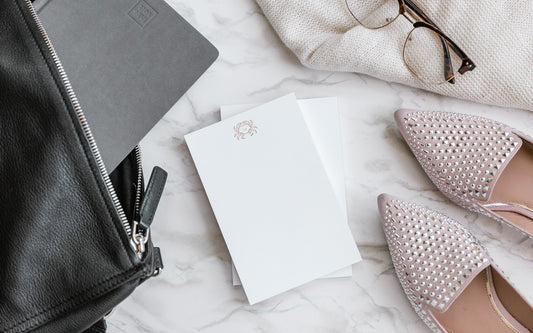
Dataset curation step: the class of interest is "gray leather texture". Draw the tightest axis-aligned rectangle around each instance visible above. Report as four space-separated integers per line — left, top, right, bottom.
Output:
34 0 219 170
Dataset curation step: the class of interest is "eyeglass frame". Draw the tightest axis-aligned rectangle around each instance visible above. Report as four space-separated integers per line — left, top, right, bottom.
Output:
345 0 476 85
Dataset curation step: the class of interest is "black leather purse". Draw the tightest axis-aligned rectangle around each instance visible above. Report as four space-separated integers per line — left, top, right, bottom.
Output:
0 0 165 332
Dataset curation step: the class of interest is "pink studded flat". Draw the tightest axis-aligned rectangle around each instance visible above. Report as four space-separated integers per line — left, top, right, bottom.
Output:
395 109 533 237
378 194 533 333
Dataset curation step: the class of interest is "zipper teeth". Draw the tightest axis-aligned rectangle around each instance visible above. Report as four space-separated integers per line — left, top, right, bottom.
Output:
24 0 132 237
134 145 143 219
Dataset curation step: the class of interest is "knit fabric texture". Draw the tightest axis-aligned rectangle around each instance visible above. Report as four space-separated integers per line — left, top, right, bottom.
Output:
255 0 533 111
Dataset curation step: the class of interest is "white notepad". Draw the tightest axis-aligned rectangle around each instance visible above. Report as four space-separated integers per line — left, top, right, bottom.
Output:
185 94 360 304
221 97 361 285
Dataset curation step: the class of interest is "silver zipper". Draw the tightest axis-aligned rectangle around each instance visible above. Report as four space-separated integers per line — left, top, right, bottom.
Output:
130 145 149 257
24 0 145 255
133 145 144 220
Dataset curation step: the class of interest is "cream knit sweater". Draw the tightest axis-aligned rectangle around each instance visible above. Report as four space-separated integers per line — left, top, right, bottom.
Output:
255 0 533 111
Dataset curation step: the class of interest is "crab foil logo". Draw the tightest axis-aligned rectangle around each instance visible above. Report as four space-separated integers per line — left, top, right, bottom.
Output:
233 120 258 141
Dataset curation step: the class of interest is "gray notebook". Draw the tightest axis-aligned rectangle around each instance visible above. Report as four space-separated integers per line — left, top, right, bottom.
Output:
34 0 218 170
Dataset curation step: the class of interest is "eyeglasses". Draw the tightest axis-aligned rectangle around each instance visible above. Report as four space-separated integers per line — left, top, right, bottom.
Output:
345 0 476 85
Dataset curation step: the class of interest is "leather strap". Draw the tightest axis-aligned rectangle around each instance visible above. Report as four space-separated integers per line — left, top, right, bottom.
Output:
139 167 168 229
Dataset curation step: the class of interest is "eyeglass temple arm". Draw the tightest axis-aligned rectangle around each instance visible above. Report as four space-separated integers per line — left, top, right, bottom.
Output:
413 21 476 75
402 0 456 83
404 0 475 75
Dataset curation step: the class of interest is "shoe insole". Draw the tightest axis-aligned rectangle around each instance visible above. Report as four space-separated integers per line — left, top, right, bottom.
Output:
486 144 533 235
433 268 530 333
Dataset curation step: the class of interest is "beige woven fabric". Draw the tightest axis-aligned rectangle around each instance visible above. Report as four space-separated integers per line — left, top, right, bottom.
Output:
255 0 533 111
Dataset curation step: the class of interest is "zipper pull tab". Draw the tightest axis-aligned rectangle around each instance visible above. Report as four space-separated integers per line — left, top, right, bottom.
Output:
139 166 167 230
152 247 164 277
131 220 149 256
130 166 167 258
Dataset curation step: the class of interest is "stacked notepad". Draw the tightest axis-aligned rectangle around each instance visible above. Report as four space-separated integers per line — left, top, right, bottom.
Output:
185 94 361 304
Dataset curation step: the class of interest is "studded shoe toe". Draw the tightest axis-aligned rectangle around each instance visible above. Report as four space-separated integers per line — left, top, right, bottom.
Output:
378 194 533 333
395 109 533 237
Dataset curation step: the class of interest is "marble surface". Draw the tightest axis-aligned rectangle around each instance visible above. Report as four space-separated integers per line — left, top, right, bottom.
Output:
108 0 533 332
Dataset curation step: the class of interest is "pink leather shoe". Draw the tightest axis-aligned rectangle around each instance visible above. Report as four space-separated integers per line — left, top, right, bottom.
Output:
378 194 533 333
395 109 533 237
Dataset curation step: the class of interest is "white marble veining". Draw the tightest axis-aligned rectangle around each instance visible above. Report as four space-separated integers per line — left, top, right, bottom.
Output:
108 0 533 332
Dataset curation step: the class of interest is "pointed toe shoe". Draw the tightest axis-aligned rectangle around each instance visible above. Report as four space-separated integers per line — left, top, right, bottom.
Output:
395 109 533 237
377 194 533 333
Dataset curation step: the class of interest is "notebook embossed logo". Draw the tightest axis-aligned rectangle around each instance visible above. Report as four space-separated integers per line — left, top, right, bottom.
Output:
233 120 258 141
128 0 158 28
